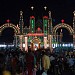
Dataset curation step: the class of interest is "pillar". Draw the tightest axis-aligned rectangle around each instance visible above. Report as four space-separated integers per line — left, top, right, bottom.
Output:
25 36 28 52
73 11 75 50
15 35 17 47
73 35 75 49
19 35 23 50
44 37 47 49
49 35 53 52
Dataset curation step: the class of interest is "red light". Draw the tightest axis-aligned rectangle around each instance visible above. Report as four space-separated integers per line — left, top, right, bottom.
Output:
37 27 41 31
30 16 35 19
61 19 64 23
6 19 10 23
43 16 48 19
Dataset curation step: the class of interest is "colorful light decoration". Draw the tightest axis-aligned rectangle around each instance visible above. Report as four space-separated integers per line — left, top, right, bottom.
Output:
43 16 48 35
0 23 20 34
30 16 35 33
0 11 74 52
53 23 74 34
27 33 44 36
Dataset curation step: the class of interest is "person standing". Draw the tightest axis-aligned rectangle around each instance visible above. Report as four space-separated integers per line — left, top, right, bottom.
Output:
42 51 51 74
26 49 34 75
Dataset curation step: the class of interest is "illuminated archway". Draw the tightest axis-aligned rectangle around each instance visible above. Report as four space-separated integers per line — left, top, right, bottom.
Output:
53 23 74 34
0 23 20 35
31 37 41 50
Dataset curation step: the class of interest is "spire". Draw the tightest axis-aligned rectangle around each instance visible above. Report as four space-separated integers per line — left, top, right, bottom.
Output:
73 11 75 34
20 11 23 16
48 11 52 35
73 11 75 17
20 11 23 21
19 10 24 34
48 11 51 19
43 6 48 16
30 6 34 16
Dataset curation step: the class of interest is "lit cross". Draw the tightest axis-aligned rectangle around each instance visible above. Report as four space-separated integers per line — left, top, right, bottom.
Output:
73 11 75 16
44 6 47 10
31 6 34 10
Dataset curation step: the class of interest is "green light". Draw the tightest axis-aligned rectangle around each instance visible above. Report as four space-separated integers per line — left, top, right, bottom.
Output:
45 24 47 26
45 20 47 23
30 18 35 33
32 24 34 26
32 20 34 23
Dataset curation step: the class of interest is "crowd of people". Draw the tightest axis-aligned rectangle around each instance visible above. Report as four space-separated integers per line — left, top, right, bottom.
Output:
0 47 75 75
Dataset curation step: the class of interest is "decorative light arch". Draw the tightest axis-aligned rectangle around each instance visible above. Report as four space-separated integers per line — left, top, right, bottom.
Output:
0 23 20 35
53 23 74 34
31 37 41 43
31 37 41 50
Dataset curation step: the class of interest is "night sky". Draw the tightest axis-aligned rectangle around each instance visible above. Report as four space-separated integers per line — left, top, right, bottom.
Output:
0 0 75 43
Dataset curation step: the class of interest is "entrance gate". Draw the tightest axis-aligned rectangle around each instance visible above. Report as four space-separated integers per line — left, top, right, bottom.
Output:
31 37 41 51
